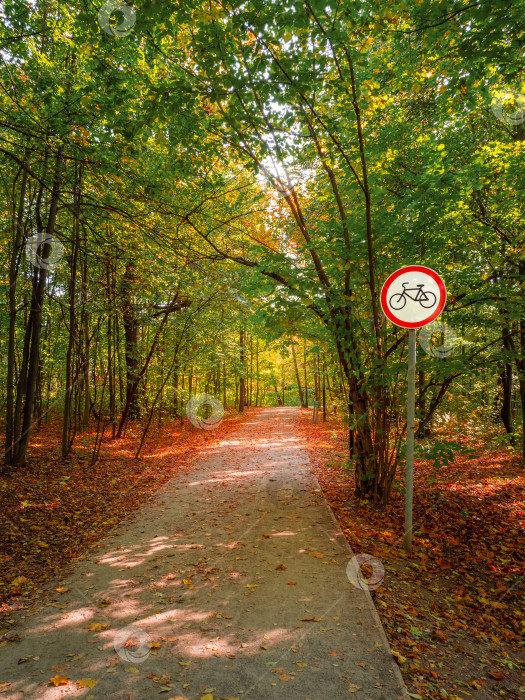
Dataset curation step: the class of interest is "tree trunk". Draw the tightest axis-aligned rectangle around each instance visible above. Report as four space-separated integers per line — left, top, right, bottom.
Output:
500 365 514 442
107 256 117 437
239 327 245 413
4 162 28 466
303 340 308 408
121 261 141 420
173 354 179 417
255 340 259 407
291 342 306 407
116 291 181 437
249 336 253 407
501 325 515 445
61 166 81 457
223 359 227 410
13 147 64 467
80 232 90 429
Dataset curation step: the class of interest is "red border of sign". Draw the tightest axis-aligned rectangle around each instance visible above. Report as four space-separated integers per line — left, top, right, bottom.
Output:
380 265 446 329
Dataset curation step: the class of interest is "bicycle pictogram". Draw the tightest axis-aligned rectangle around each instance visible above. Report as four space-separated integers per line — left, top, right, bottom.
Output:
388 283 437 311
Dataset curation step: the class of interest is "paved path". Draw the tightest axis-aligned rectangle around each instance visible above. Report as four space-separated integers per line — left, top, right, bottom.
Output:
0 407 407 699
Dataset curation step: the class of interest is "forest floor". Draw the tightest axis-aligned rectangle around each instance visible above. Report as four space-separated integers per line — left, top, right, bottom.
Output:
0 410 253 616
297 410 525 699
0 406 406 699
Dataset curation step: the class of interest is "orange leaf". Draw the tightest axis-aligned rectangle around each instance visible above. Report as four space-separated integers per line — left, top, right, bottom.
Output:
49 675 70 686
434 630 447 642
487 671 505 680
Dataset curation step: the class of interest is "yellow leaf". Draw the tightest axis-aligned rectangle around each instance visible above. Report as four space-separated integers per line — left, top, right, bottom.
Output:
244 584 260 588
200 695 214 700
392 650 407 665
84 623 109 631
49 675 70 686
10 576 28 587
75 678 98 689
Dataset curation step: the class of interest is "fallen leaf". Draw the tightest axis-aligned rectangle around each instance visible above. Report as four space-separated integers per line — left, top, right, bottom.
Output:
10 576 28 587
48 675 70 686
487 671 505 680
392 651 407 665
433 629 447 642
348 683 362 692
75 678 99 689
299 617 323 622
84 623 109 631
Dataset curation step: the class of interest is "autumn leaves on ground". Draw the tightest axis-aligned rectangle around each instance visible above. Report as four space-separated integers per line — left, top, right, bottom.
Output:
1 408 524 699
297 412 525 699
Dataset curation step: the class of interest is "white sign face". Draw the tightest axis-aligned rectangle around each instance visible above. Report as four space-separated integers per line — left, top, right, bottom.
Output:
380 265 446 329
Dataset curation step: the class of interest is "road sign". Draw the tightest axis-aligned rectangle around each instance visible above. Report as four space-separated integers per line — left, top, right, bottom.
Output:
380 265 447 554
313 401 319 407
380 265 446 329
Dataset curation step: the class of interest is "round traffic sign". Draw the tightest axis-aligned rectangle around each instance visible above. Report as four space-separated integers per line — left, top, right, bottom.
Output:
380 266 446 329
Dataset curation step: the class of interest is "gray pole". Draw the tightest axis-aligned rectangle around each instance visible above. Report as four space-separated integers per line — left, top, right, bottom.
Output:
404 328 417 553
322 358 326 422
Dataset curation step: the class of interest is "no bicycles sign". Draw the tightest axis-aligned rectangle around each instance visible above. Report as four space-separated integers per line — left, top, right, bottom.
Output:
380 265 446 329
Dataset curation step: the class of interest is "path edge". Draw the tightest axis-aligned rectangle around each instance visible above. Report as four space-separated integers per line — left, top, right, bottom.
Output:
308 471 410 699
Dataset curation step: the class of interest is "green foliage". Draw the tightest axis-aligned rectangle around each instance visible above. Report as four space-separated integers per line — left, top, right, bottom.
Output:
417 440 476 471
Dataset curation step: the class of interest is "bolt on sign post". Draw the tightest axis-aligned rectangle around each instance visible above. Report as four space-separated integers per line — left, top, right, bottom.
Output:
380 266 447 553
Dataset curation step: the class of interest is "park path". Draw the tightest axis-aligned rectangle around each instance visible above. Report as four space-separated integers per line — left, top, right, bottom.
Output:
0 407 407 699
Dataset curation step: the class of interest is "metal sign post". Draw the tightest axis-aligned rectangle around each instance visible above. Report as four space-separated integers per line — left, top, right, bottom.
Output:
380 265 447 554
404 329 417 553
313 400 319 424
